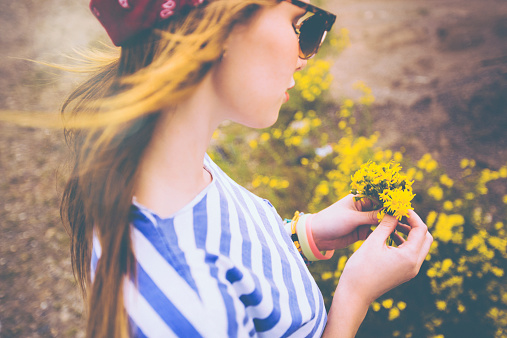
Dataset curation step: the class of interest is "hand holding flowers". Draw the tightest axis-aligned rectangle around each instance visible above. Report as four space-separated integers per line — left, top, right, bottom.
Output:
322 161 433 337
350 160 415 222
324 210 433 337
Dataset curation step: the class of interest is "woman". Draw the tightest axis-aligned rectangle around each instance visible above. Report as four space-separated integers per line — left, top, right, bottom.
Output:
61 0 433 336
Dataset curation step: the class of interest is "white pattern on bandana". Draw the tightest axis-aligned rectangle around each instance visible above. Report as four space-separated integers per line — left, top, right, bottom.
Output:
160 0 176 18
118 0 130 9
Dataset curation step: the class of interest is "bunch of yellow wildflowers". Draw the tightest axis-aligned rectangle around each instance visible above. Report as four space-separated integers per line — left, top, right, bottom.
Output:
350 161 415 222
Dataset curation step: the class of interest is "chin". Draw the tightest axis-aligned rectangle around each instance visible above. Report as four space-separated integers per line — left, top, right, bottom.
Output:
250 114 280 129
234 107 281 129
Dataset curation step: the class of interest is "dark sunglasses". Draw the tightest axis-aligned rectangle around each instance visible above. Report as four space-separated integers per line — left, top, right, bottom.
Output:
281 0 336 59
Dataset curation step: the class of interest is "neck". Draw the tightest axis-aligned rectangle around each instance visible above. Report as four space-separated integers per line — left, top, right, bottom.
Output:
134 74 223 217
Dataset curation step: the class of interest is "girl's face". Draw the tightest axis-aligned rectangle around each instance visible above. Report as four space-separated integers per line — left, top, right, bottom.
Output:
211 1 308 129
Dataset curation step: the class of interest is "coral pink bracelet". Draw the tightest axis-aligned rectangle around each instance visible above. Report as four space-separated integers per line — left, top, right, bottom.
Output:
305 214 334 260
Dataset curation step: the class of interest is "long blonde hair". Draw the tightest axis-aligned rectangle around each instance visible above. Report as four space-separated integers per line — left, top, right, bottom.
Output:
60 0 273 336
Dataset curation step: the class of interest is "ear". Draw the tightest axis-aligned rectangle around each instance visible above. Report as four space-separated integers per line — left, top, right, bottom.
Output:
219 32 232 61
220 44 228 61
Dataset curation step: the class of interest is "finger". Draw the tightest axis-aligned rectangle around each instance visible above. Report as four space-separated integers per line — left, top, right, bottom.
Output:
354 209 379 226
357 224 372 241
368 214 398 243
365 227 374 240
355 195 374 211
341 225 372 248
405 210 428 251
417 232 434 266
396 222 411 236
392 231 405 246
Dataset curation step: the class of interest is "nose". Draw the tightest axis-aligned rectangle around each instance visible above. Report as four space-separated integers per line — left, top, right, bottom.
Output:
296 57 307 71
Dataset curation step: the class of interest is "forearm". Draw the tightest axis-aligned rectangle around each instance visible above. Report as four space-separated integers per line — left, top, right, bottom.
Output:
322 281 370 338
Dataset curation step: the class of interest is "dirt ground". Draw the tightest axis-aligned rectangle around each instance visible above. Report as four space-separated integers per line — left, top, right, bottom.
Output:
328 0 507 173
0 0 506 336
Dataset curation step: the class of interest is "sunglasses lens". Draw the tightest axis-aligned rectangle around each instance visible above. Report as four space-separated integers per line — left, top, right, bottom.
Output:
299 14 327 59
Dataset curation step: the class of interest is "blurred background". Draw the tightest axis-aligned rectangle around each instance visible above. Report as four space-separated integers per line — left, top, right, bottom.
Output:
0 0 506 336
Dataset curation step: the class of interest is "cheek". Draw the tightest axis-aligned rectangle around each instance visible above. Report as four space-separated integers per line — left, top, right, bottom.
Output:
240 22 299 99
256 21 300 83
210 10 300 126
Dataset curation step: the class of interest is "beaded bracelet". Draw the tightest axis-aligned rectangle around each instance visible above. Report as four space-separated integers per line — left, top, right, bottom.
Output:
284 211 311 265
285 212 334 262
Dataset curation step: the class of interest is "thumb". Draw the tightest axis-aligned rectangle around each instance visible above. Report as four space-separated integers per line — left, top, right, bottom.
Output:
356 209 379 225
369 214 398 242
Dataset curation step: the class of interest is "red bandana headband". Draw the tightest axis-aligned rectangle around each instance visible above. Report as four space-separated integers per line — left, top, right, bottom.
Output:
90 0 205 46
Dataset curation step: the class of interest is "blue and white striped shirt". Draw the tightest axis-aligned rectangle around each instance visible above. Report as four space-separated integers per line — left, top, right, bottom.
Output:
91 154 327 337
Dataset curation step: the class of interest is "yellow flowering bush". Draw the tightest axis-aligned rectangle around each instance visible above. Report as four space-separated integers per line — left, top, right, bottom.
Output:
209 44 507 337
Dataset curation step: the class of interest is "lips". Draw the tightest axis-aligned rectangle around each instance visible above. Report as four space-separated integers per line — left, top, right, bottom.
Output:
283 77 296 103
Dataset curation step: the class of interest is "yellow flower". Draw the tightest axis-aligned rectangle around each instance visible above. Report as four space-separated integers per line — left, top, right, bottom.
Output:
311 118 322 127
443 200 453 211
316 181 329 196
389 308 400 321
428 185 443 201
491 267 504 277
382 298 393 309
380 187 415 220
488 236 506 253
337 255 347 272
418 153 438 172
436 300 447 311
440 174 454 187
272 128 282 139
340 108 351 118
499 166 507 178
350 161 415 221
433 214 464 243
279 180 290 189
460 158 469 168
290 136 302 146
426 211 438 227
294 111 304 120
321 272 333 280
269 178 279 188
248 139 258 149
342 98 354 109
